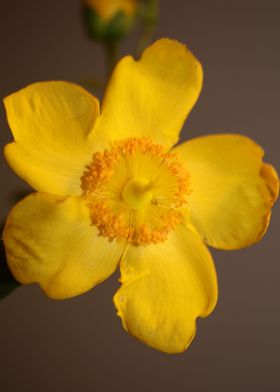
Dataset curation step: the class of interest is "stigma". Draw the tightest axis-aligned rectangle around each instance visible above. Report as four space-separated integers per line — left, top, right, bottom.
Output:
81 138 190 245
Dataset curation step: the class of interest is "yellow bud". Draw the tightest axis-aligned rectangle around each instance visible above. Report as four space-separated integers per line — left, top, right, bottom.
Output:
84 0 137 22
82 0 138 42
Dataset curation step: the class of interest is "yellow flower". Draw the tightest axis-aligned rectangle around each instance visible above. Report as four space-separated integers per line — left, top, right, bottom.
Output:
2 39 279 354
84 0 137 21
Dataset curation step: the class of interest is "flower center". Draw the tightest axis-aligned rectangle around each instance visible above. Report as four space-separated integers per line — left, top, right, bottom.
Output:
122 178 153 210
81 137 190 245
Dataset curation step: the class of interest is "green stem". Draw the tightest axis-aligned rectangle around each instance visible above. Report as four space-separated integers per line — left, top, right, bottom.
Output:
137 22 156 56
104 41 118 81
137 0 158 56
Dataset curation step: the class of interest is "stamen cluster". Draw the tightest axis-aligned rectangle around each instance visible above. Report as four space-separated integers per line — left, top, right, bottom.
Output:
81 138 190 245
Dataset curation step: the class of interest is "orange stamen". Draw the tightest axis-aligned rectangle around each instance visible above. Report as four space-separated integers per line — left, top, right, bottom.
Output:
81 138 191 245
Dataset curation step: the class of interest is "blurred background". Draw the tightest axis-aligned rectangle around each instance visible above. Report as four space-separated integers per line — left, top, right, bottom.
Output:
0 1 279 391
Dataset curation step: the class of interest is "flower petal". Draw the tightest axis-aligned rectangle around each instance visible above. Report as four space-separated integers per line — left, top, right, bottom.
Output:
173 134 279 250
3 193 125 299
4 81 100 195
97 39 203 149
114 225 217 354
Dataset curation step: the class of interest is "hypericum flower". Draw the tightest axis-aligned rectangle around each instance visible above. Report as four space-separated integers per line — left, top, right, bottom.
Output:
3 39 279 353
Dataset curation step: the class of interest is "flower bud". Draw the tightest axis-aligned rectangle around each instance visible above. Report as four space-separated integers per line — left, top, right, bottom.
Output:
82 0 138 42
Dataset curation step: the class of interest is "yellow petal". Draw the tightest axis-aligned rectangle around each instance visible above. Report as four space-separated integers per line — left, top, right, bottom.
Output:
3 193 125 299
96 39 203 149
4 81 100 195
173 134 279 250
114 224 217 354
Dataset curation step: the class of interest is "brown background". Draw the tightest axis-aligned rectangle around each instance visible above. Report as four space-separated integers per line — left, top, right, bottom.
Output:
0 1 279 391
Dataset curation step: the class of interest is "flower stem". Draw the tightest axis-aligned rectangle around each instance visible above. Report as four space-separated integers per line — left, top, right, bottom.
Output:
104 41 118 80
137 0 158 56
